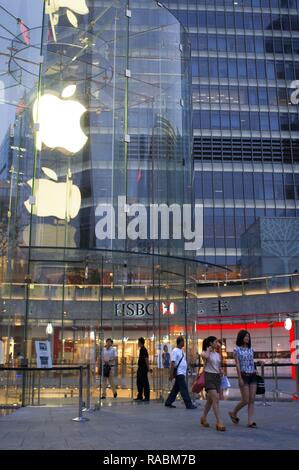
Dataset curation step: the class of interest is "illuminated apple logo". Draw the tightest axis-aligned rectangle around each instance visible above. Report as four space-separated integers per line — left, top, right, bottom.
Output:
24 167 81 220
32 85 87 154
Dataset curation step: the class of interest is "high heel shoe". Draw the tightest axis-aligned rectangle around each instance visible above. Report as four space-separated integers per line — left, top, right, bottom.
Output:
228 411 239 424
200 417 210 428
216 423 226 432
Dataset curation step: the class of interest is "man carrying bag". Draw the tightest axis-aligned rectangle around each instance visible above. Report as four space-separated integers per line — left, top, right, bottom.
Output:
165 336 197 409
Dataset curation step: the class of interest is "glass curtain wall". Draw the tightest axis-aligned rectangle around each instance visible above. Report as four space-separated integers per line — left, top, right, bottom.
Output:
163 0 299 271
0 0 214 403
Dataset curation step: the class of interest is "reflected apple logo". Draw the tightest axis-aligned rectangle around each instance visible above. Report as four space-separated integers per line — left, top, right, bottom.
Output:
24 167 81 220
32 85 87 154
46 0 89 29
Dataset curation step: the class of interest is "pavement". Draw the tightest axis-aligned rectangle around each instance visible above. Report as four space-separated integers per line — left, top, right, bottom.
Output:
0 400 298 450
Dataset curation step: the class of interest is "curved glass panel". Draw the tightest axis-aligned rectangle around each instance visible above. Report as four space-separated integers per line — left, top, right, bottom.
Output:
5 0 192 264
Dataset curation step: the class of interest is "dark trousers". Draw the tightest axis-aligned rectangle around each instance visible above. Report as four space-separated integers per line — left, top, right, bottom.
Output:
137 368 150 400
165 374 193 408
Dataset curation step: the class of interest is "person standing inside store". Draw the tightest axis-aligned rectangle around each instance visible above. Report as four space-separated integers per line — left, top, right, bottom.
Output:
162 344 171 392
162 344 170 369
165 336 197 409
200 336 226 431
134 337 150 402
101 338 117 399
229 330 257 428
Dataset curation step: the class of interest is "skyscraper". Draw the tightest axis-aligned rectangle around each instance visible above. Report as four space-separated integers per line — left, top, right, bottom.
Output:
163 0 299 271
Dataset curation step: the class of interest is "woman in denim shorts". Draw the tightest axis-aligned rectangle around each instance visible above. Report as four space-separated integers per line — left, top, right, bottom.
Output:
229 330 257 428
200 336 226 432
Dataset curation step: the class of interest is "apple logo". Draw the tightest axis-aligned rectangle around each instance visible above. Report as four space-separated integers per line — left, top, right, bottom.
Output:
32 84 88 154
24 167 81 220
22 223 77 247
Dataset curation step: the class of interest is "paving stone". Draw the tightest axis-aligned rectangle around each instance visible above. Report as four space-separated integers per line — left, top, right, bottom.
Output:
0 401 298 450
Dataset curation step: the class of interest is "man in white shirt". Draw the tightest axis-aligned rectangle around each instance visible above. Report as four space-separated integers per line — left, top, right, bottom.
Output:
165 336 196 409
101 338 117 399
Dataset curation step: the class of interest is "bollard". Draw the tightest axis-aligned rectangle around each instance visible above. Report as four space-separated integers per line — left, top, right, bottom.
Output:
82 364 92 412
72 367 89 422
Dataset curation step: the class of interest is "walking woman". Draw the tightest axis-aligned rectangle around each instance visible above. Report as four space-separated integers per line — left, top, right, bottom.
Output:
200 336 226 431
229 330 257 428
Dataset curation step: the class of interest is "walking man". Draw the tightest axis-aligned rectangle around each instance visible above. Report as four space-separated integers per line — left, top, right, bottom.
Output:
165 336 196 409
134 337 150 402
101 338 117 399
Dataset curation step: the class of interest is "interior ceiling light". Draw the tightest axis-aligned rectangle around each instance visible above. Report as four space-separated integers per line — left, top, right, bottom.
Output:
284 317 293 331
46 322 53 335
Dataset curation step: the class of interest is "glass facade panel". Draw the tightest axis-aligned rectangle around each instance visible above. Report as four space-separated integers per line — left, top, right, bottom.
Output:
1 1 223 392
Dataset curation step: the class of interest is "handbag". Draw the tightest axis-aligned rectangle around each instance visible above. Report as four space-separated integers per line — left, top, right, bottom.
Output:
103 363 111 378
192 372 205 393
256 374 265 395
220 375 231 390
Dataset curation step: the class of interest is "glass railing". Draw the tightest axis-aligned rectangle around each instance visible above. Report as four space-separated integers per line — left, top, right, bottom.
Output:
1 361 298 411
1 273 299 302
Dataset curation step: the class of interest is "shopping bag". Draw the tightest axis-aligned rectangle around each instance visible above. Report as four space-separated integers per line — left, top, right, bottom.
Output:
220 375 231 390
256 375 265 395
192 372 205 393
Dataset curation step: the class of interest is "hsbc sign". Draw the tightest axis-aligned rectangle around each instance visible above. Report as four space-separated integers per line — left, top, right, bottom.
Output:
115 302 155 318
160 301 176 315
114 301 177 318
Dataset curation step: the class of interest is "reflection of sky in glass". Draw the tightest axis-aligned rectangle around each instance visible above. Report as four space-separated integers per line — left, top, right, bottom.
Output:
0 0 43 144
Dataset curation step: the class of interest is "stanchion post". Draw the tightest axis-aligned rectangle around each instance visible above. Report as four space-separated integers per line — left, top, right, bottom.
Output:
131 359 134 400
82 364 92 412
274 363 279 401
21 369 26 407
72 367 89 422
37 370 41 406
296 364 299 399
31 369 35 406
258 362 271 407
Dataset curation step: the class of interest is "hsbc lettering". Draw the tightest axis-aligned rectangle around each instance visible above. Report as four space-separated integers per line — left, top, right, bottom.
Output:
115 302 154 318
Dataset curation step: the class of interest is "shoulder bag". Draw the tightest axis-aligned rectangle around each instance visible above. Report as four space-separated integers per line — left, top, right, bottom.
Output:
173 352 184 378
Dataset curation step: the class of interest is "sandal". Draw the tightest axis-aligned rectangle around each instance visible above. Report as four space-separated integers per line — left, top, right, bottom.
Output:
228 411 239 424
216 423 226 432
200 417 210 428
248 422 257 428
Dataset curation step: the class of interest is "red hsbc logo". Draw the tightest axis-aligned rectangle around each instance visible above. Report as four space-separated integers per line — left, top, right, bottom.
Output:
160 301 176 315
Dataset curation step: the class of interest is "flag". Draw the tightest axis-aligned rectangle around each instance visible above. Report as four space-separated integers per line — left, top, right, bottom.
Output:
16 99 26 115
136 168 142 183
48 27 53 42
17 18 30 45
